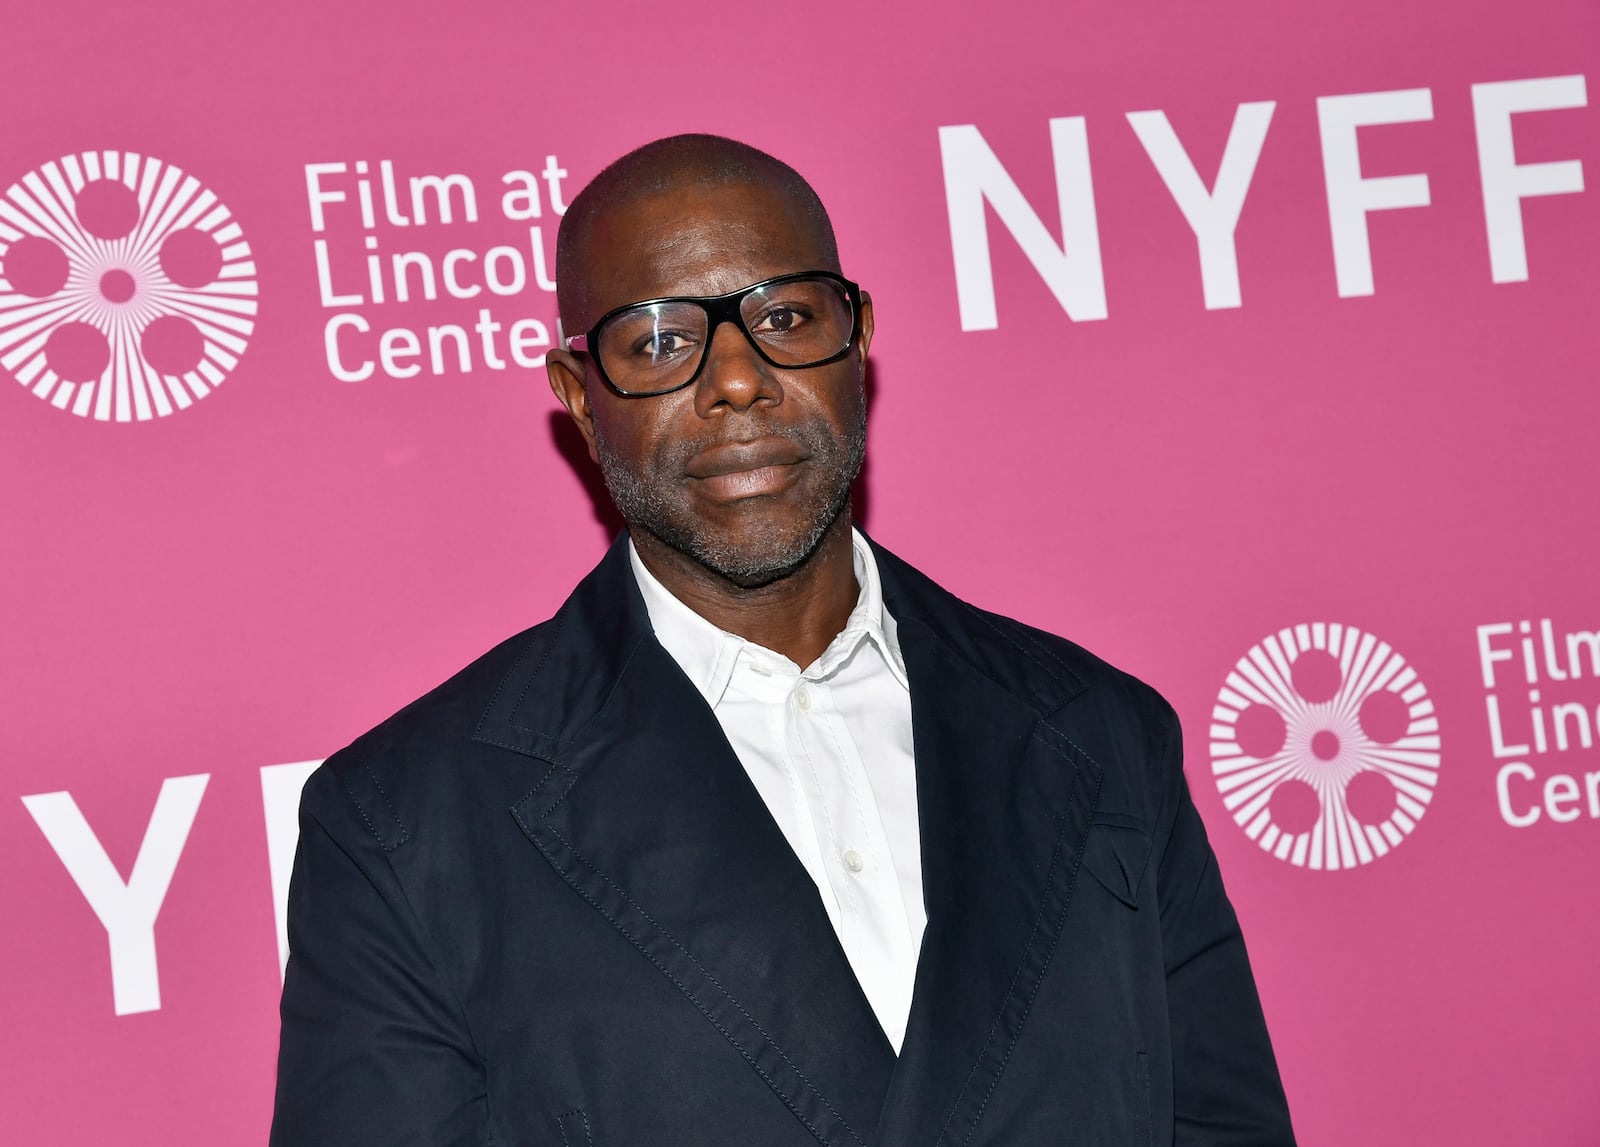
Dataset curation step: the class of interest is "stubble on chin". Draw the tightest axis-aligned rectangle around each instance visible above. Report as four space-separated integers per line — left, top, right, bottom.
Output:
592 399 867 588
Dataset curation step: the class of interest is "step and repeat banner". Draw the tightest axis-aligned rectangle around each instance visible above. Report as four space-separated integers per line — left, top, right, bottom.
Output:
3 0 1594 1143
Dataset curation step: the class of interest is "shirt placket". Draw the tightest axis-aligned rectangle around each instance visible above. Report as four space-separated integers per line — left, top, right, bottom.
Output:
734 656 835 928
790 668 917 1050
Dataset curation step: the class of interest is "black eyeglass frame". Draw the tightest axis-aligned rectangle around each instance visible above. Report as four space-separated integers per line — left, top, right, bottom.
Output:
564 270 865 398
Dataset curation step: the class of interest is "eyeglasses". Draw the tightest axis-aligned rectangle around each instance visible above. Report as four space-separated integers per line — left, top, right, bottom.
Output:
564 271 863 397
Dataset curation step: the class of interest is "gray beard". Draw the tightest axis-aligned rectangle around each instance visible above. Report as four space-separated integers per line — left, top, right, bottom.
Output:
593 393 866 588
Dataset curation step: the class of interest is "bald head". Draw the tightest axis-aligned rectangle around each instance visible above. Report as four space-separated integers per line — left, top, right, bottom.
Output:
555 134 840 332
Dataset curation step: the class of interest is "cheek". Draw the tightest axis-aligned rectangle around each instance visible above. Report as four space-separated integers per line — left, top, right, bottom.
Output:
809 369 868 435
592 397 686 475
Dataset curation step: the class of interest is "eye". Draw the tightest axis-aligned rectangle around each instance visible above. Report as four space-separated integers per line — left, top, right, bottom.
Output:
630 329 699 362
751 304 812 334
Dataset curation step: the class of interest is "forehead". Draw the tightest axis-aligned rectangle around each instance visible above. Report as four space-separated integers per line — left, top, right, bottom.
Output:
577 181 830 321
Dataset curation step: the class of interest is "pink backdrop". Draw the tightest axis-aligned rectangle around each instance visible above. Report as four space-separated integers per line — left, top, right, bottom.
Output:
4 1 1596 1143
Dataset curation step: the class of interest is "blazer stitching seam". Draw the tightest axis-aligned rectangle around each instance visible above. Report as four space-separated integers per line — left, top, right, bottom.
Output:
1038 717 1097 766
971 604 1075 680
474 608 569 742
966 738 1102 1143
336 769 388 851
968 607 1088 696
545 822 862 1147
361 762 411 852
475 733 524 753
537 760 584 821
479 636 651 768
508 759 567 824
504 757 569 835
556 1107 592 1147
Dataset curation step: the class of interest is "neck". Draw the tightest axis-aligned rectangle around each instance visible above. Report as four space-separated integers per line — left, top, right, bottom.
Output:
631 514 859 669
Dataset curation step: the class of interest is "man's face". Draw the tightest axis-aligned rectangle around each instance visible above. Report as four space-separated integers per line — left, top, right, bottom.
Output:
548 180 873 587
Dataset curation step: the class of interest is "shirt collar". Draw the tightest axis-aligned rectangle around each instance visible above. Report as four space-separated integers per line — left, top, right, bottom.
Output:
629 528 909 708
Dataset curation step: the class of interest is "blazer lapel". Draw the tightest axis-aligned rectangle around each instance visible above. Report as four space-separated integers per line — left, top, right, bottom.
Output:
873 550 1105 1147
477 539 895 1147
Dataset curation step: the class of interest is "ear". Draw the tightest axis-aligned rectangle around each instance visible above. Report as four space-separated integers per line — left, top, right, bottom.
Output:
856 292 874 369
546 349 601 465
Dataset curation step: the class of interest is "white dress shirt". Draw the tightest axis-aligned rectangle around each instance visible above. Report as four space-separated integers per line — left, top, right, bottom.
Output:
629 529 925 1052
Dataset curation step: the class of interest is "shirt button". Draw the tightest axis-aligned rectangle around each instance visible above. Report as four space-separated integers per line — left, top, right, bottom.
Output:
842 848 865 873
795 686 812 711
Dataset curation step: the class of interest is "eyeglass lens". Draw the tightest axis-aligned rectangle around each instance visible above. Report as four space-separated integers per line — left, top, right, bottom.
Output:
595 276 854 394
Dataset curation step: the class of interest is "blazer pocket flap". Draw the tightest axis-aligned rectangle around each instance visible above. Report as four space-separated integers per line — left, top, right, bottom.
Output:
1082 817 1152 908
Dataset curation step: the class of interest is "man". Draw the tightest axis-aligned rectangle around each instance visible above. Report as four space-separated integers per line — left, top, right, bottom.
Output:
271 134 1294 1146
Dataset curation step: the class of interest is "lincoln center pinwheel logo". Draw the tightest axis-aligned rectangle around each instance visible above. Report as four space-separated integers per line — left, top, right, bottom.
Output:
0 151 257 421
1210 623 1441 869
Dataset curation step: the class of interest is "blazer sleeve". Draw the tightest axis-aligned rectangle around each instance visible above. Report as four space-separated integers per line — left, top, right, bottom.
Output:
1153 706 1298 1146
269 763 487 1147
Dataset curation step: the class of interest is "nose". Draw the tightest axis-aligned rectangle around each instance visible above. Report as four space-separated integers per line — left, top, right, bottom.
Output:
692 318 781 416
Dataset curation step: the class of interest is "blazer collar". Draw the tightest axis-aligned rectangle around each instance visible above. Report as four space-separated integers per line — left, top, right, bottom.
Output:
473 533 651 759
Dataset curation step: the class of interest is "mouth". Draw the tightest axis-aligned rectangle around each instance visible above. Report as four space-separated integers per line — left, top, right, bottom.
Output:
685 436 809 500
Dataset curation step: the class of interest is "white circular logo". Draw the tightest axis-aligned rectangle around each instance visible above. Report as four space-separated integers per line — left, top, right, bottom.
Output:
1210 623 1441 869
0 151 257 421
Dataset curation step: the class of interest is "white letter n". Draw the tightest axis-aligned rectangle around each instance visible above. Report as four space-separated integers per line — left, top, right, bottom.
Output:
21 774 209 1016
938 118 1107 331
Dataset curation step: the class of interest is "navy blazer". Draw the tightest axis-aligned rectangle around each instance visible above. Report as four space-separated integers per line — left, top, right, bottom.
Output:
271 537 1294 1146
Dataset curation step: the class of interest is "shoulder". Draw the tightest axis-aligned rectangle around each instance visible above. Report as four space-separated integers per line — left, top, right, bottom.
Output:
965 597 1181 785
298 537 650 849
299 615 563 851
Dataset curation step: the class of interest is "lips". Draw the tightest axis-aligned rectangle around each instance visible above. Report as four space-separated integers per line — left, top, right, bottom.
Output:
685 436 809 499
685 436 807 479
